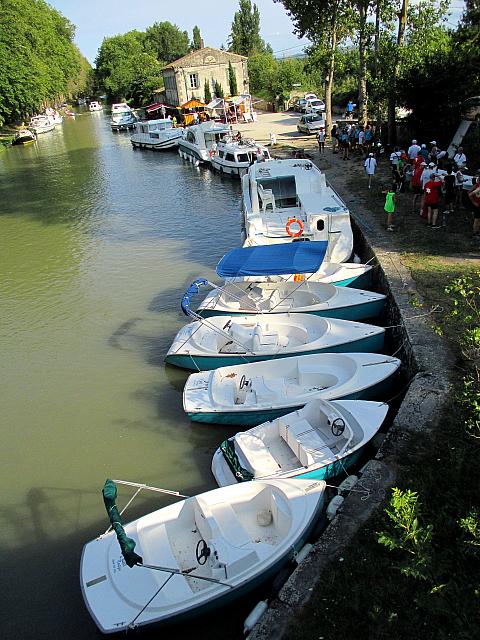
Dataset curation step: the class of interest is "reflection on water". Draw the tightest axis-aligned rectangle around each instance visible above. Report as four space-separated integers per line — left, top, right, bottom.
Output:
0 111 248 638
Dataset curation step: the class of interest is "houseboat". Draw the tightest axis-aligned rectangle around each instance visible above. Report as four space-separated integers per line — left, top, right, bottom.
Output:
28 115 55 134
130 118 184 150
88 101 103 112
110 103 137 131
210 137 271 177
178 121 230 164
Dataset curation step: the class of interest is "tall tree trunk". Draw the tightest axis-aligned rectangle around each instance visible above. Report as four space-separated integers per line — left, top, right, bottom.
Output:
374 1 381 77
387 0 409 146
325 17 337 133
357 0 368 125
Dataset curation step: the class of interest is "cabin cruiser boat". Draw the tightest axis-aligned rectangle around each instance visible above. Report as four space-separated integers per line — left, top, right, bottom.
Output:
28 115 55 134
89 101 103 112
241 159 354 264
12 129 36 145
210 137 271 177
178 121 231 164
111 103 137 131
130 118 184 150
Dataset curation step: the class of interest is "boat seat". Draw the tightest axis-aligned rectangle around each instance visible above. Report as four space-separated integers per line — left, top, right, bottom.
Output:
252 324 279 351
269 290 293 311
251 376 281 402
199 330 219 352
296 361 336 389
279 418 333 467
195 498 251 548
257 183 276 213
229 323 254 346
234 432 281 476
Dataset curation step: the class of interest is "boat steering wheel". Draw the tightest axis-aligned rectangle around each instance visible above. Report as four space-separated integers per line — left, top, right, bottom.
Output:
195 539 211 565
239 375 250 390
331 417 346 437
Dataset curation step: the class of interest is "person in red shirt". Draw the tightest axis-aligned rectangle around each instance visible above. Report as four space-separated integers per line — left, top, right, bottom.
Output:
423 173 443 227
411 161 426 213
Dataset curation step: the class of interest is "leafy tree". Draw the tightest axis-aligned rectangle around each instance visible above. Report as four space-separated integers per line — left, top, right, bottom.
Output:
228 61 238 95
144 21 189 64
249 52 304 109
229 0 266 56
0 0 88 125
95 31 163 103
214 80 224 98
204 78 212 103
192 26 202 50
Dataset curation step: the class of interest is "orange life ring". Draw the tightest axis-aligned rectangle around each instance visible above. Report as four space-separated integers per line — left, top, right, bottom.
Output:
293 274 305 282
286 218 304 237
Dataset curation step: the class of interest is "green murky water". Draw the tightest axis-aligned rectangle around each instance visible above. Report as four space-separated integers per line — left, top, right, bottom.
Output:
0 111 249 638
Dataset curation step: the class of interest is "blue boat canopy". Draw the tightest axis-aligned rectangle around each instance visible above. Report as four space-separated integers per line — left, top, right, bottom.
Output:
216 241 329 278
181 278 209 317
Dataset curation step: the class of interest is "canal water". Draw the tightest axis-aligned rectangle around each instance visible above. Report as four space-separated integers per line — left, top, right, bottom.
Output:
0 112 252 638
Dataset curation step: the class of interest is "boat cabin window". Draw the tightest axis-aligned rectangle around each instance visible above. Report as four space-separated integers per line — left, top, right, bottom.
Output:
225 153 235 162
237 153 250 163
218 150 225 158
141 124 148 133
257 176 297 208
317 219 325 231
186 130 196 143
150 133 159 139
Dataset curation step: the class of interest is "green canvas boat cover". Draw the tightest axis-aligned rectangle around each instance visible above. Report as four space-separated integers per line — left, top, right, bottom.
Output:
102 479 143 568
220 439 254 482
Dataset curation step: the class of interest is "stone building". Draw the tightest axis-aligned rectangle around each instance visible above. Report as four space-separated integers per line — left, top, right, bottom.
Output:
161 47 249 106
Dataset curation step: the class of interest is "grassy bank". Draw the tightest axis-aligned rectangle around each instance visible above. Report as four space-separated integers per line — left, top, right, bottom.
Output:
282 151 480 639
0 124 19 150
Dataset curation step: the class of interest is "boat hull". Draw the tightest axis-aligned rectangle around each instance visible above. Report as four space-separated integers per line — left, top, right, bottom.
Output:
131 138 180 150
166 331 385 371
199 297 385 322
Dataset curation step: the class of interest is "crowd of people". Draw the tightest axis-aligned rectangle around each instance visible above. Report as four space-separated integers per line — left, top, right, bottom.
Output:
318 121 479 238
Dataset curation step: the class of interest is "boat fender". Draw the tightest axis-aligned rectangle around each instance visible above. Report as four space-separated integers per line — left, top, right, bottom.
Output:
326 495 344 521
294 542 312 565
256 509 273 527
286 217 304 237
243 600 268 635
337 475 358 496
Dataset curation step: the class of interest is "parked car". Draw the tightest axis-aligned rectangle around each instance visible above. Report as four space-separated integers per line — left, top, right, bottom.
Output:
293 98 307 112
461 96 480 121
297 113 325 134
304 93 318 101
305 98 326 114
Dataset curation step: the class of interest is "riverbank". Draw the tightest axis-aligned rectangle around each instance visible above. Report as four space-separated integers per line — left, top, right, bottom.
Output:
238 110 480 639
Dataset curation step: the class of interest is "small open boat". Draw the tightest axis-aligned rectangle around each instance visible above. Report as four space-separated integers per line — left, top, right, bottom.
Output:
28 115 55 134
80 478 325 633
165 313 385 371
12 129 36 145
197 280 385 321
212 399 388 486
183 352 400 425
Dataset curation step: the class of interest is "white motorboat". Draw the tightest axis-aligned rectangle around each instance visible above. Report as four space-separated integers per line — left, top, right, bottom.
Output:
196 281 386 321
130 118 184 150
12 129 36 145
89 101 103 112
165 313 385 371
111 103 137 131
210 137 271 178
45 108 63 125
178 121 230 164
28 115 55 134
212 399 389 485
80 478 326 633
184 352 400 425
241 159 354 263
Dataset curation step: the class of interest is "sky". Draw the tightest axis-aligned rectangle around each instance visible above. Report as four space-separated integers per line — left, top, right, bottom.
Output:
46 0 310 64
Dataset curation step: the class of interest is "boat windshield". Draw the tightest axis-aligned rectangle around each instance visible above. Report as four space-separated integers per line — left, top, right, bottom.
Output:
258 176 297 208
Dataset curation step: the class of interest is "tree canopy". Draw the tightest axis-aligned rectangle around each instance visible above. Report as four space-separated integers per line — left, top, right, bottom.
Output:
229 0 267 56
192 26 202 50
144 21 190 64
0 0 90 125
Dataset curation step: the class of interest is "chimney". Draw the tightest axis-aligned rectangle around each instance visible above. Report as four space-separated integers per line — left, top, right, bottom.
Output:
200 38 204 49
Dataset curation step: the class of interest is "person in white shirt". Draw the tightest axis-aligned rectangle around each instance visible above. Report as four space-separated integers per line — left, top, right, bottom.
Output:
408 139 421 159
358 127 366 156
455 166 468 209
390 147 402 166
453 147 467 168
364 153 377 188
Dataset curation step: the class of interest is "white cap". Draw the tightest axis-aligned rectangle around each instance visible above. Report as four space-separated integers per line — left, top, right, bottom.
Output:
412 139 417 143
369 152 374 156
430 140 437 144
428 162 435 167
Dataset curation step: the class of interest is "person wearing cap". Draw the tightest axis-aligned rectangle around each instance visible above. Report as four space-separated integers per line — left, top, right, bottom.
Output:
364 152 377 188
424 172 443 227
453 147 467 168
411 161 426 213
420 144 429 162
408 139 421 160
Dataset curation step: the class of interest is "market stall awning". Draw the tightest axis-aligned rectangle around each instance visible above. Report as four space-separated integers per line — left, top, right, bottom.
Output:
181 99 205 109
216 242 328 278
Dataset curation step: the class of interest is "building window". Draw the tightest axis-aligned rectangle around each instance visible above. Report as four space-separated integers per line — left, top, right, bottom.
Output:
189 73 199 89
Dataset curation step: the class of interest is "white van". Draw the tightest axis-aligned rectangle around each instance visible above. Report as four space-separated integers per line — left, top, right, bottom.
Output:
305 98 326 114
